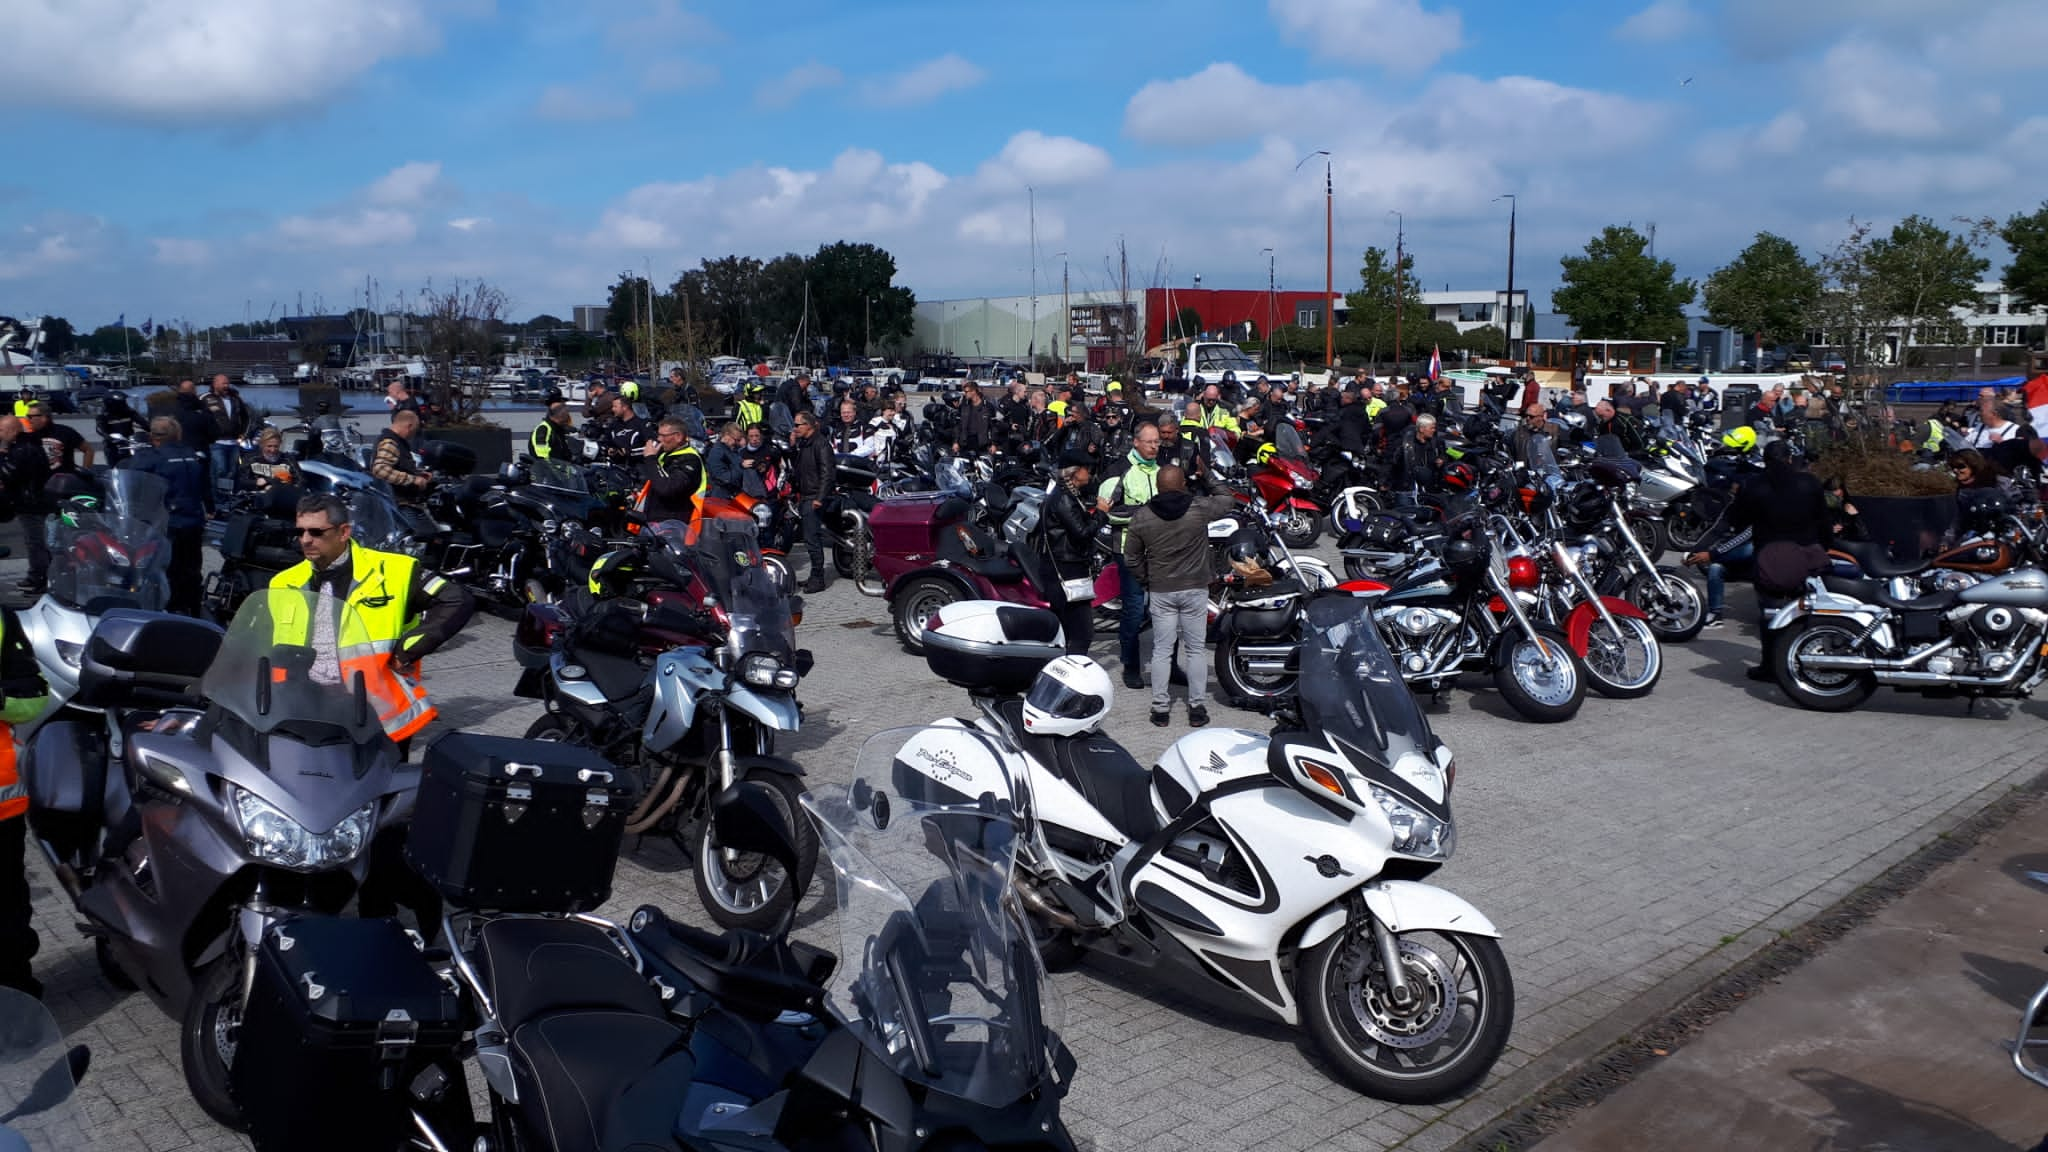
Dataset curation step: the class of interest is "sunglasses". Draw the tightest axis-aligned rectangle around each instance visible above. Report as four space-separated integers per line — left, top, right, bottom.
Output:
297 525 341 539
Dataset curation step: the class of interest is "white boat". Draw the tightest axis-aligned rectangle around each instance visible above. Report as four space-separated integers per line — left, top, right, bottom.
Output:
242 366 280 387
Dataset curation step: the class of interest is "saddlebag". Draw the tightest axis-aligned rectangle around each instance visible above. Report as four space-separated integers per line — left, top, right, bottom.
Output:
922 600 1065 694
407 732 641 913
1230 603 1296 638
233 914 466 1152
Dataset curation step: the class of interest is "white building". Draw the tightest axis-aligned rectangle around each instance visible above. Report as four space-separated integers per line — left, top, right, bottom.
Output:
912 291 1140 365
1329 289 1530 338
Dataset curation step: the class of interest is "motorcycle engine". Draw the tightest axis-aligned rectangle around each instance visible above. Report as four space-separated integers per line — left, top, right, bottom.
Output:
1967 605 2024 645
1375 606 1462 675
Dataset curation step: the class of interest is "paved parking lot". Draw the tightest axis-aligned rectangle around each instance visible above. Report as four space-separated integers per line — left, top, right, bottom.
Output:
14 535 2046 1151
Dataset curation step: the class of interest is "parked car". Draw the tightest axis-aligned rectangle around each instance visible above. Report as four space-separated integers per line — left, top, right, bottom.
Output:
1820 354 1847 372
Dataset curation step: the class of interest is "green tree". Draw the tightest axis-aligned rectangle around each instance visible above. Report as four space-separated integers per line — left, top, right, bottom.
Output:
1703 232 1822 350
38 316 76 358
525 313 565 332
806 241 915 359
1996 202 2048 313
697 254 765 356
79 324 140 358
1864 214 1989 349
1173 306 1204 342
1551 225 1696 347
1450 324 1505 357
754 253 811 356
1341 246 1425 366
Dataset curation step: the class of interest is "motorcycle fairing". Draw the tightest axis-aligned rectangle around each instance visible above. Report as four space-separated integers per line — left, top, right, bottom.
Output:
724 685 799 733
643 648 723 747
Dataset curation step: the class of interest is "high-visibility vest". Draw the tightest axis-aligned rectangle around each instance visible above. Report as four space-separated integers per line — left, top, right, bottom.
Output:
735 400 765 429
0 612 47 821
529 422 555 459
634 447 710 540
269 543 440 742
10 399 26 419
1191 405 1240 433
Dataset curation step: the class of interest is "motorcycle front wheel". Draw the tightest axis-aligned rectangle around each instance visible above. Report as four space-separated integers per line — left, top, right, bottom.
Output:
1577 613 1662 699
1279 507 1325 548
1663 492 1724 553
1493 626 1585 722
181 955 247 1129
1296 927 1514 1104
694 768 820 933
1626 566 1707 643
1214 629 1299 709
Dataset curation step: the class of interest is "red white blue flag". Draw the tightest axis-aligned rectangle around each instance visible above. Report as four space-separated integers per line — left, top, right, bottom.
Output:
1427 345 1441 381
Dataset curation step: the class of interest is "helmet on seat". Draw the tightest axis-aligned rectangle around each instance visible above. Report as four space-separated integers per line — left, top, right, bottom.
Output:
1255 443 1277 465
1440 462 1477 492
1022 655 1113 737
586 548 641 597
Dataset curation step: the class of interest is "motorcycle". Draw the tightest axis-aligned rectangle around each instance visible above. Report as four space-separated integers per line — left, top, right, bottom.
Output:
1765 564 2048 713
1240 445 1326 547
911 594 1514 1102
514 516 818 931
24 591 422 1128
0 987 91 1151
871 458 1066 654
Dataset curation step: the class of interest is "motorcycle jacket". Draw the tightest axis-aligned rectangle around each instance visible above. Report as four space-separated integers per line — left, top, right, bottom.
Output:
638 446 707 524
0 608 50 819
528 419 571 460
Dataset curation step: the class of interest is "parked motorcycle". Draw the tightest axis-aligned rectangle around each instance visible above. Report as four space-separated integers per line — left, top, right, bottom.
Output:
912 595 1513 1101
1766 564 2048 712
0 987 91 1150
514 517 818 930
25 591 421 1128
870 458 1064 654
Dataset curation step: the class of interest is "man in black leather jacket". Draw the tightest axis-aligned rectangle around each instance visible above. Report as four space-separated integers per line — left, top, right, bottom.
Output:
790 412 836 592
1039 449 1107 655
1388 414 1445 494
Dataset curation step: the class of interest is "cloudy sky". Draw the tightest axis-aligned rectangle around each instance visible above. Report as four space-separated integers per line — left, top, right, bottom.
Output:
3 0 2041 328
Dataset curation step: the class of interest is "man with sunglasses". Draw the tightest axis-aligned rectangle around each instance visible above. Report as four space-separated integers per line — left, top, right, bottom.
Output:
273 493 474 746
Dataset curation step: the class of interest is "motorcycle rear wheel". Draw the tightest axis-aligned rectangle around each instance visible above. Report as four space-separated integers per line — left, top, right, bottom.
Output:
1492 627 1585 723
1297 927 1514 1104
1774 618 1878 712
1577 614 1662 699
891 577 960 655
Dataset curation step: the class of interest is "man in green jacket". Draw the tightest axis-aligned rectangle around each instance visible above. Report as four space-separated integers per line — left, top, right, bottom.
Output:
1094 422 1163 689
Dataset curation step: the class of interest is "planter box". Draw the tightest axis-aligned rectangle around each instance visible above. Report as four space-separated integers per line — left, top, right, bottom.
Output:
1854 494 1957 563
297 385 344 419
424 424 512 475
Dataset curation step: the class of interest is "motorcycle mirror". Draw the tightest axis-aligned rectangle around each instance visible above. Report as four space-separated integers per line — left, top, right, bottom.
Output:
0 1045 89 1124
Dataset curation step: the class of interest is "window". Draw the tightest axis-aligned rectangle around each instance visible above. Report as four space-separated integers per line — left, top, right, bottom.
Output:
1296 308 1320 329
1457 302 1493 323
1980 294 2005 315
1983 325 2026 347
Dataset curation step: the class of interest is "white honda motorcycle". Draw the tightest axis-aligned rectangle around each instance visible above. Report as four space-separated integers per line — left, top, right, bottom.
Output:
906 594 1513 1103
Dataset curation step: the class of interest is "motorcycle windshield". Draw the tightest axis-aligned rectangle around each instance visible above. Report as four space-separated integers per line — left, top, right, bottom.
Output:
345 488 402 552
652 517 795 656
936 456 974 497
806 732 1063 1109
1209 429 1238 471
0 986 89 1149
200 590 389 742
49 469 172 612
527 457 588 494
1296 595 1437 771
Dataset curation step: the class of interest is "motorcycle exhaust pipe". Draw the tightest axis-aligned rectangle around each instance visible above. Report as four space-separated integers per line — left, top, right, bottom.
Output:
1872 658 2033 689
1799 638 1953 673
1014 875 1084 933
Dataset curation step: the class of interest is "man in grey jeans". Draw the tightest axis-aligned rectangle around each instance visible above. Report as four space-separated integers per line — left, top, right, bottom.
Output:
1124 466 1236 728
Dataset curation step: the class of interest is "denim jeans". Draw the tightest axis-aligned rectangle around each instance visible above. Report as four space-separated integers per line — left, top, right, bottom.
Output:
209 442 238 493
1117 562 1147 673
1704 541 1753 614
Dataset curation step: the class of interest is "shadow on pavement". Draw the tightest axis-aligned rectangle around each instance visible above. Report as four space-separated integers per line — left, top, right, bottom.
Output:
1961 951 2048 1014
1788 1067 2028 1152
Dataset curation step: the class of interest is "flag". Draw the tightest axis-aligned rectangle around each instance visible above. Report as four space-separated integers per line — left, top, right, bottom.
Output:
141 318 153 337
1428 345 1442 381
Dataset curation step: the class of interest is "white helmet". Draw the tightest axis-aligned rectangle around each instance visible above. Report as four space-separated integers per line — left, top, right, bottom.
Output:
1022 655 1113 737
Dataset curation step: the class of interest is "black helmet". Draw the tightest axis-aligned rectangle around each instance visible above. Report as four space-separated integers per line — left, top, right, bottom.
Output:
1226 539 1262 567
1560 483 1609 528
1441 537 1485 571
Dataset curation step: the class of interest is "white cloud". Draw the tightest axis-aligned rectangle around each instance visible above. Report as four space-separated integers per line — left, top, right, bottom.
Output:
861 54 986 108
150 238 212 266
603 0 716 53
1269 0 1463 73
1811 39 1942 139
978 132 1112 188
448 218 489 232
0 0 455 123
641 58 719 92
368 161 443 205
757 62 843 109
535 84 635 122
275 208 419 249
1124 63 1361 146
1821 155 2016 201
1386 75 1664 156
0 228 90 282
1616 0 1698 43
587 148 948 252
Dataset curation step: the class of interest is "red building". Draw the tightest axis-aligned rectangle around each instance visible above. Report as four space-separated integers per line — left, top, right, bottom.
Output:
1142 288 1335 349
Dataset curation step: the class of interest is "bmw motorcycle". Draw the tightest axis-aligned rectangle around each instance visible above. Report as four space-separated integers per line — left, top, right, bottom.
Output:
909 595 1514 1102
514 517 818 931
1766 564 2048 713
25 592 422 1129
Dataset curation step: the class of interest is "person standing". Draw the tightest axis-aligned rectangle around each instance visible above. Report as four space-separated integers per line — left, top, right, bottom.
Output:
582 381 612 426
118 416 210 616
601 395 655 462
953 382 993 459
528 402 574 461
1685 440 1834 678
1095 422 1163 688
790 411 836 593
372 409 434 499
1124 466 1235 727
16 403 87 596
0 417 48 593
1040 451 1106 655
636 416 707 528
0 603 50 998
204 373 252 489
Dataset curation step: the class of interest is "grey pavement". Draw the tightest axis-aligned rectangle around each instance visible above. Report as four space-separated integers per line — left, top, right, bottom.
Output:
7 504 2047 1151
1534 785 2048 1152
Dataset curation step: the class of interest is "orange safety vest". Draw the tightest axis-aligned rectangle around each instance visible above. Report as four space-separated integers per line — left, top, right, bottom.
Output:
634 446 709 542
0 612 50 820
269 544 440 742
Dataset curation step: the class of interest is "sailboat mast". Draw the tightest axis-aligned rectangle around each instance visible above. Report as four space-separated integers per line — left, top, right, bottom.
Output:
1028 187 1038 370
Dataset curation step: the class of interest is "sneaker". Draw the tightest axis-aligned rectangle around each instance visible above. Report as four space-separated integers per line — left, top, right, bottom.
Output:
1702 611 1724 629
1187 705 1210 728
1150 708 1170 727
1123 669 1144 690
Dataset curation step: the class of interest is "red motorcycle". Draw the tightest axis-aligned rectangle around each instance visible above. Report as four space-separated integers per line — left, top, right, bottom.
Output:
1213 431 1326 547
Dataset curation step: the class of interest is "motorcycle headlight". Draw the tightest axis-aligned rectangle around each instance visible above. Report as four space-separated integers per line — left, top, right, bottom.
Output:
1369 784 1454 860
230 787 375 870
742 653 784 688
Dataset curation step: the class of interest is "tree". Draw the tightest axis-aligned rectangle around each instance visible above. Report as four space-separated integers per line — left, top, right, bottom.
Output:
697 255 764 355
1450 324 1505 357
1703 232 1822 351
806 241 915 360
754 253 811 356
1996 202 2048 314
1551 225 1696 347
1341 246 1426 367
524 313 565 332
417 279 510 423
39 316 75 358
1864 215 1989 350
605 272 652 362
1173 306 1204 342
79 324 142 358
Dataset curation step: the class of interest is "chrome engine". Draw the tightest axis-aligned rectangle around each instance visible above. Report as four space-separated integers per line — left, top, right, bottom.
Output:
1374 605 1465 676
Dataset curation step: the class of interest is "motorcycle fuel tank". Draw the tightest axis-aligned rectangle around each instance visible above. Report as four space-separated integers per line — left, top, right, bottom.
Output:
1152 728 1270 820
1959 568 2048 610
889 722 1016 810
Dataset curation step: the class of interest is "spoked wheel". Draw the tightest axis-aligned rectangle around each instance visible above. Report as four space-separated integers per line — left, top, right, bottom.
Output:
694 769 819 933
1492 627 1585 722
181 956 247 1129
1297 927 1515 1104
1774 618 1877 712
1624 513 1668 561
1577 613 1662 699
1214 629 1299 709
891 577 961 654
1627 566 1707 643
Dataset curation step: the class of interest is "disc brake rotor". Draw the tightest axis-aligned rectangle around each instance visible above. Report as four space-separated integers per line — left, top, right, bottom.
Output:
1347 938 1458 1049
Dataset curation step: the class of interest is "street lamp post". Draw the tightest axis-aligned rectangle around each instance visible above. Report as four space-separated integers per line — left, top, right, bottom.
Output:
1297 150 1334 373
1261 247 1275 373
1495 193 1518 362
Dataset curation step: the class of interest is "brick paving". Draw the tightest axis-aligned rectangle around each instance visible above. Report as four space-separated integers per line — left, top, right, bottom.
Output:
11 522 2045 1150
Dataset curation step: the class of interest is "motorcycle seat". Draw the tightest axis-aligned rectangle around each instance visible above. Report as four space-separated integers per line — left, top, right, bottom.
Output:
998 696 1159 844
479 916 663 1034
510 1010 692 1152
1820 574 1959 613
1832 538 1932 579
573 648 649 701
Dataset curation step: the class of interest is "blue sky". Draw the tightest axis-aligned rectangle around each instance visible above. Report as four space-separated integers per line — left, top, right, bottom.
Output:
4 0 2042 328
